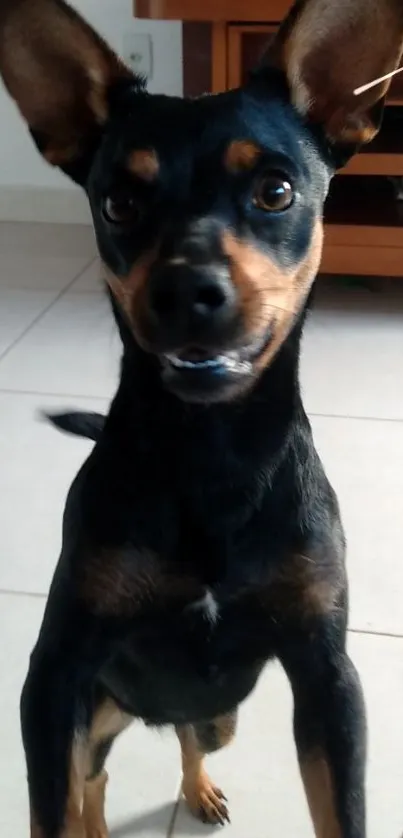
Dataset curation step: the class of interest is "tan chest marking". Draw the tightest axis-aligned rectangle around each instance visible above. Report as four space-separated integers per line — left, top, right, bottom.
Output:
77 548 206 617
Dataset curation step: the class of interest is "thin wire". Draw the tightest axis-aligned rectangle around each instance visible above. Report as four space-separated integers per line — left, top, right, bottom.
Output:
354 65 403 96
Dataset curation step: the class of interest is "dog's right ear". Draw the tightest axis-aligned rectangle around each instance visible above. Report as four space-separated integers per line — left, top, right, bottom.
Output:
0 0 134 183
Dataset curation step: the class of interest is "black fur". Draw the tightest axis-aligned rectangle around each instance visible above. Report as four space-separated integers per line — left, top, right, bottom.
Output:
12 2 377 836
44 411 105 442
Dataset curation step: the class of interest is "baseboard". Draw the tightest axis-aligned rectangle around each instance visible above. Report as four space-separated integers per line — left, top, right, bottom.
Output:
0 186 92 224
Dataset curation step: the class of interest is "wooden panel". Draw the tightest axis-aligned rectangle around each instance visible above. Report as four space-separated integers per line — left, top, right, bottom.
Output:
183 22 212 96
343 154 403 177
325 225 403 248
136 0 292 21
321 243 403 276
237 27 275 87
212 22 228 92
228 25 275 88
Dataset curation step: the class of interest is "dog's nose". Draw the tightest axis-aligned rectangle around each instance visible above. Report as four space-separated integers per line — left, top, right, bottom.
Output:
147 263 237 335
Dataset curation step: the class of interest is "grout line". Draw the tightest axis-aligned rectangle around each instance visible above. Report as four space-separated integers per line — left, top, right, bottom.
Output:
348 627 403 640
0 387 110 401
0 588 400 640
309 411 403 424
0 588 47 599
0 589 398 642
166 779 183 838
0 256 96 366
0 398 398 424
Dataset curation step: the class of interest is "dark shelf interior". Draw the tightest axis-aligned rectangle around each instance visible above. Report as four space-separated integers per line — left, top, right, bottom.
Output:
361 107 403 155
325 176 403 228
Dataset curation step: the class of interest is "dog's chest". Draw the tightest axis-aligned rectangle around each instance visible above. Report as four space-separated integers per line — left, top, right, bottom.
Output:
99 574 273 725
88 545 277 723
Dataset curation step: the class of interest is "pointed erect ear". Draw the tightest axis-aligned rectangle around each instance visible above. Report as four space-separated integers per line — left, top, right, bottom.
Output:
0 0 133 177
268 0 403 148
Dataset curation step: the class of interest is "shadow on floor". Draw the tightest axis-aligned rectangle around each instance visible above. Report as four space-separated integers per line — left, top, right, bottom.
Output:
109 800 220 836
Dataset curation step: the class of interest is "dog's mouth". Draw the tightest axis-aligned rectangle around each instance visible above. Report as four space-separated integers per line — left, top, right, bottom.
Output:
164 324 272 373
160 324 272 402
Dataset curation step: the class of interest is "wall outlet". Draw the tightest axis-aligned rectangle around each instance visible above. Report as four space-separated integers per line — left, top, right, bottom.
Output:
123 33 153 80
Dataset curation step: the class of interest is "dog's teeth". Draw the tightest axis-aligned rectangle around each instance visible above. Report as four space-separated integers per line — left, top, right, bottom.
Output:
165 352 251 374
166 354 220 370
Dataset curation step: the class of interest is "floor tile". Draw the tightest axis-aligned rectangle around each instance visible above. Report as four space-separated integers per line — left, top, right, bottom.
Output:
0 252 94 291
0 221 96 259
0 287 58 357
0 292 121 398
311 414 403 635
172 632 403 838
70 258 105 292
0 592 179 838
302 283 403 420
0 392 108 594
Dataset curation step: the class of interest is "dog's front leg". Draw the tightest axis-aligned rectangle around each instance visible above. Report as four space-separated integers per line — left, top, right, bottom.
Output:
279 615 366 838
20 583 106 838
21 653 88 838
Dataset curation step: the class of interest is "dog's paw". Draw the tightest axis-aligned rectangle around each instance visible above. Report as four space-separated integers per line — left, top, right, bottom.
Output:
183 771 230 826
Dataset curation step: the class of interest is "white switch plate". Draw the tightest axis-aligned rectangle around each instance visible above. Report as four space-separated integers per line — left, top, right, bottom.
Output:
123 32 153 79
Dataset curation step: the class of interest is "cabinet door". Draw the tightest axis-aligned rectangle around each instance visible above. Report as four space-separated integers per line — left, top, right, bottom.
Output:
228 25 276 89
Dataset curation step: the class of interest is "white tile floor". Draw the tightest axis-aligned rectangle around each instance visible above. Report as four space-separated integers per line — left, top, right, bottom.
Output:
1 222 403 837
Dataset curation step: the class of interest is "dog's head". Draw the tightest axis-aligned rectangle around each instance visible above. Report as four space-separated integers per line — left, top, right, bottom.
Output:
0 0 402 403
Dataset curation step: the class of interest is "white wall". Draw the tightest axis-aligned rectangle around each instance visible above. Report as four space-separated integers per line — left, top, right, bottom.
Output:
0 0 182 216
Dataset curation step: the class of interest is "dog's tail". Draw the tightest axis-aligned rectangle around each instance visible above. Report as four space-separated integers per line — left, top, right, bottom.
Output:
42 410 106 442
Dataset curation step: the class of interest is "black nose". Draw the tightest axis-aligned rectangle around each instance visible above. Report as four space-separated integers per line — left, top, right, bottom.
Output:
147 263 238 337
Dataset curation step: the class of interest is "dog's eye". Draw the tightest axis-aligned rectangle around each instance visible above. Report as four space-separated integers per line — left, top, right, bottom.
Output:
103 192 141 225
253 174 293 213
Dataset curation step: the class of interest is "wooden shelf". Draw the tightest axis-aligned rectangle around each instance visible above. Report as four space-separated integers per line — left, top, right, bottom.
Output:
136 0 291 22
321 177 403 276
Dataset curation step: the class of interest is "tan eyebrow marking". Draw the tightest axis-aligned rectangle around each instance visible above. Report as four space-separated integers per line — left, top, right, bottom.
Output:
224 140 262 174
127 148 159 182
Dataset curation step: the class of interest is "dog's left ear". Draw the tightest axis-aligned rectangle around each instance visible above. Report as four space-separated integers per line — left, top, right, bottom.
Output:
268 0 403 150
0 0 133 182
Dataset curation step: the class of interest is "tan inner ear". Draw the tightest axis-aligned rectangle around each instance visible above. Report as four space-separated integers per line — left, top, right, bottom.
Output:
271 0 403 145
0 0 131 165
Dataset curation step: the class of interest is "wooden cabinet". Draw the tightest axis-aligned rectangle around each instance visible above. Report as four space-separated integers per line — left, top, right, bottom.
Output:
136 1 403 277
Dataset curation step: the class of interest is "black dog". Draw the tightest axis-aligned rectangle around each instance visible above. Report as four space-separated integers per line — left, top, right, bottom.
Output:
1 0 403 836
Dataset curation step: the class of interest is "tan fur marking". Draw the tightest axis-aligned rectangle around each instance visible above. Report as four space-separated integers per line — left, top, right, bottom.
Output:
79 548 160 617
300 752 343 838
267 552 344 622
224 140 262 173
177 725 229 825
214 714 237 749
89 698 132 748
83 771 109 838
128 149 160 182
78 545 205 617
222 220 322 371
80 698 132 837
104 254 156 347
48 736 87 838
